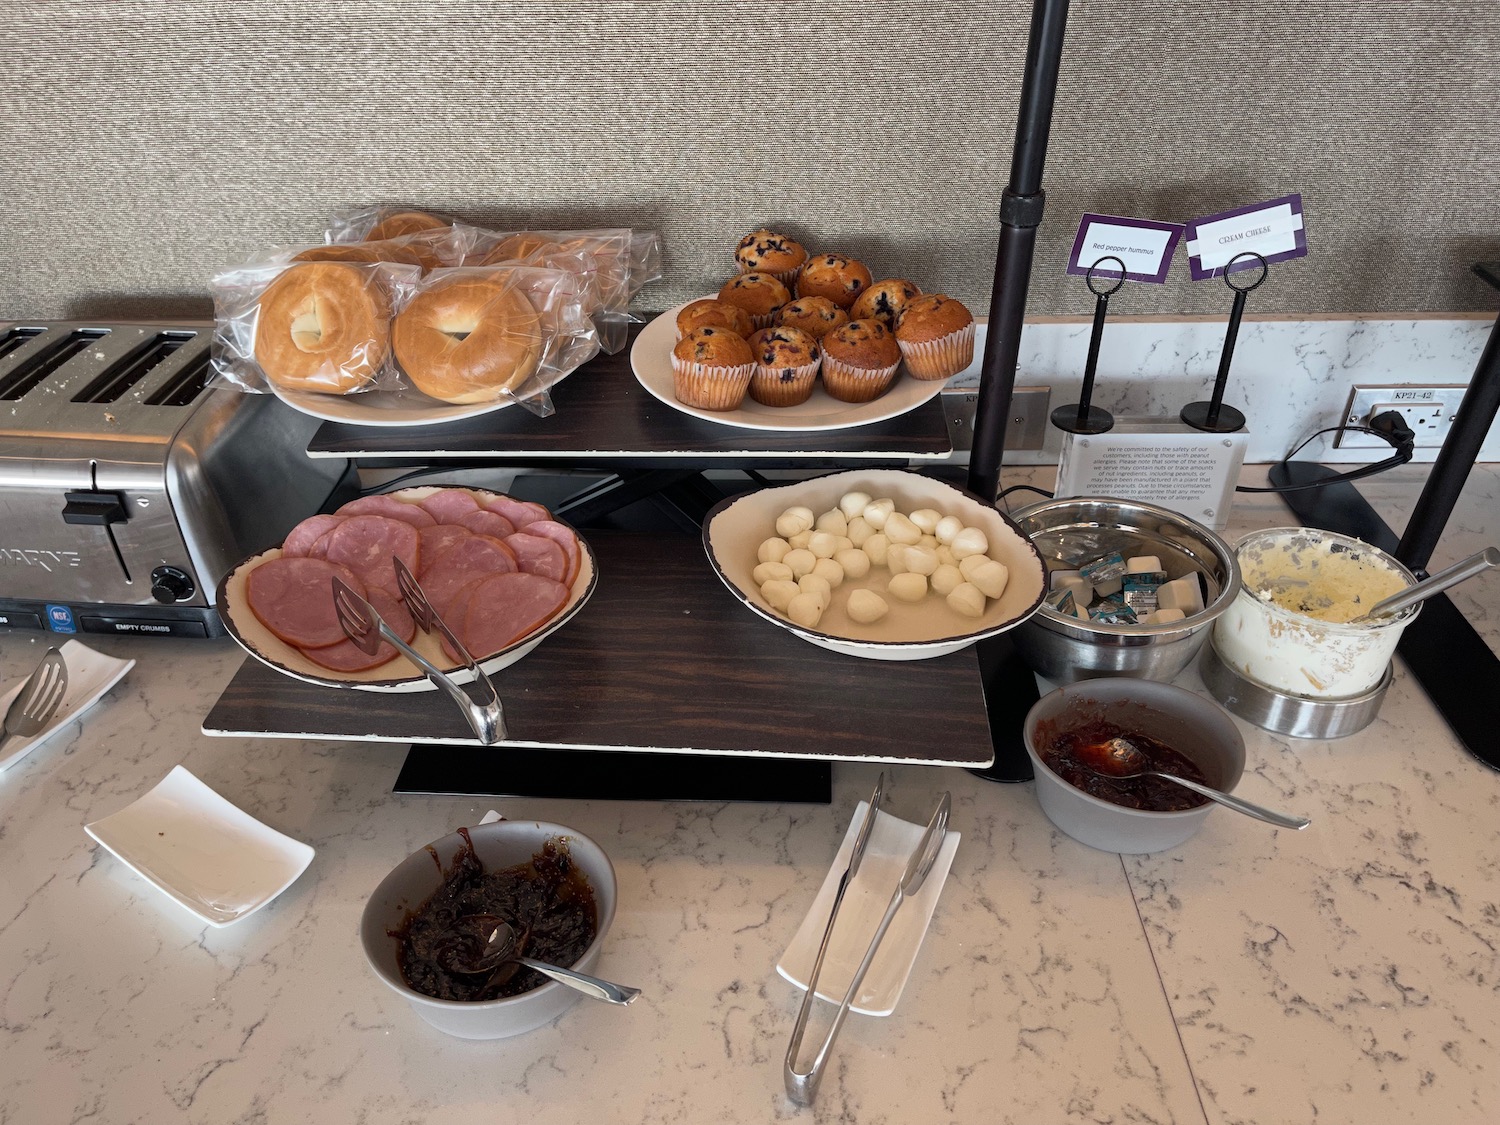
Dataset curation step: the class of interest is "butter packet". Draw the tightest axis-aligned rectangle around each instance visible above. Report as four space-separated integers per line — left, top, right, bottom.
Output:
1087 593 1138 625
1121 570 1166 615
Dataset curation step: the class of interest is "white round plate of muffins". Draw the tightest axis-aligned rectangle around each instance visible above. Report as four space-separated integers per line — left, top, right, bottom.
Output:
630 299 953 432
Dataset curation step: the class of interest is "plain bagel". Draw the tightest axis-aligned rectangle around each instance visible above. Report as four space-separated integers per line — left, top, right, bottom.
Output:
367 209 448 241
254 262 391 394
393 272 543 404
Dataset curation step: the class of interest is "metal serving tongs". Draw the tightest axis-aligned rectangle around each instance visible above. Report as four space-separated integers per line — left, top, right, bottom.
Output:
331 560 506 744
784 780 952 1106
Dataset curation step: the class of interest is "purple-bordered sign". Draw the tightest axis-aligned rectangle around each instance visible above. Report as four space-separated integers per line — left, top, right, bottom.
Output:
1185 194 1307 281
1067 214 1185 284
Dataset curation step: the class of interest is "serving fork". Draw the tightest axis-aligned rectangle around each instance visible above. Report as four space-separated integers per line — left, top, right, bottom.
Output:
0 647 69 755
331 567 505 744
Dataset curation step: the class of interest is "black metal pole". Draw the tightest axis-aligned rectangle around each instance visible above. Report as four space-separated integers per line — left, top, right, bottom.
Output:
967 0 1071 502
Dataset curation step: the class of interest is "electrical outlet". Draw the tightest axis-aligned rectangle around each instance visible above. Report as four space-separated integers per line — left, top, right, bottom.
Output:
1335 384 1466 448
941 386 1051 451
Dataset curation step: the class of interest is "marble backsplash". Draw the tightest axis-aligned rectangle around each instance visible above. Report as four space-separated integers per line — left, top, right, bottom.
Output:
946 313 1498 465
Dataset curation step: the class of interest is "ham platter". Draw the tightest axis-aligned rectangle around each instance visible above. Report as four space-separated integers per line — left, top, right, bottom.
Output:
216 486 597 692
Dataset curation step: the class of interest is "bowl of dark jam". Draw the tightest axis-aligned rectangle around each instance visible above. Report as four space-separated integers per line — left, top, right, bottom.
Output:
1023 679 1245 854
360 819 618 1039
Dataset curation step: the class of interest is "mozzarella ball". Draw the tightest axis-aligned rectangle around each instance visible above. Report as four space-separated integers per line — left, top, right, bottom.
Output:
799 573 832 607
839 490 873 520
811 557 845 588
846 588 890 625
808 530 841 559
934 515 964 545
863 533 890 567
758 537 791 564
847 516 874 547
935 545 956 567
887 544 910 574
834 548 871 579
959 554 996 581
862 498 895 529
888 572 929 602
775 506 815 538
884 512 921 545
947 582 987 618
902 545 940 576
783 548 816 577
918 534 938 551
761 579 799 611
815 508 848 536
910 508 942 534
950 526 990 559
966 559 1011 600
835 536 854 552
788 530 813 550
787 592 825 628
752 560 794 585
931 563 964 596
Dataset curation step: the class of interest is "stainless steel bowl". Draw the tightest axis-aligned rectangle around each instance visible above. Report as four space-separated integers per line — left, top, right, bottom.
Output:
1008 497 1241 684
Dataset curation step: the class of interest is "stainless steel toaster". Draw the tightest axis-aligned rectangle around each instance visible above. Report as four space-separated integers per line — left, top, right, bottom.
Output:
0 319 355 638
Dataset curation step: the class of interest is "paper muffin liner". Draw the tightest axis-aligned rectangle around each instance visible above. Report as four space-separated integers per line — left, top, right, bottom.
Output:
899 321 977 381
747 359 820 407
820 356 901 403
736 261 804 290
671 355 754 411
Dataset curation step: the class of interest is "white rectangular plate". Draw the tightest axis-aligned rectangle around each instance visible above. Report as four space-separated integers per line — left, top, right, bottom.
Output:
777 801 959 1016
0 639 135 773
85 765 315 928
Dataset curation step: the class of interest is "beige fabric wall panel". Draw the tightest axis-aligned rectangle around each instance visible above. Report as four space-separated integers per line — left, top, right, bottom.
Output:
1 2 1497 322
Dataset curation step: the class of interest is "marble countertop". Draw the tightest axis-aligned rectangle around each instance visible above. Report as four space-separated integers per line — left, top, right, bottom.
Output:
1 465 1496 1125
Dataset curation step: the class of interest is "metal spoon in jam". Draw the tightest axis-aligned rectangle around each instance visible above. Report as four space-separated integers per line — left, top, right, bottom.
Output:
441 921 641 1006
1082 737 1311 830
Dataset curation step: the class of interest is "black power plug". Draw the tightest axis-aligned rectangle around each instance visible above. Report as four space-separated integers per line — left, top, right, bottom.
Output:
1368 409 1417 453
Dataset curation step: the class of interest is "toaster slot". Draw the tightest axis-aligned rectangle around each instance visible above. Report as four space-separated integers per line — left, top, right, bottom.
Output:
0 328 109 400
143 351 212 407
70 331 197 404
0 326 45 363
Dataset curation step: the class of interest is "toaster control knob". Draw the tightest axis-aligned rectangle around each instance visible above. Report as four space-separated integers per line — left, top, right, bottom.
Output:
150 566 195 604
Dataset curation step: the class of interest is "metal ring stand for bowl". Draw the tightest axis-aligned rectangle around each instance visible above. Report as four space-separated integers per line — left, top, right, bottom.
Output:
1198 642 1393 739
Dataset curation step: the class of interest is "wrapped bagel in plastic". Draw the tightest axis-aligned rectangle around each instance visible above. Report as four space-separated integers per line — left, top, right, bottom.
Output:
210 257 423 396
390 265 599 416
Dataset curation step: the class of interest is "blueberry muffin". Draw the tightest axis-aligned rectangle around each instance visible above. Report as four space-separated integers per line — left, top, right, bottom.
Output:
850 278 922 329
796 253 873 309
717 271 792 329
776 296 849 341
746 326 821 407
819 319 902 403
671 326 756 411
895 294 977 381
734 228 809 288
675 298 753 340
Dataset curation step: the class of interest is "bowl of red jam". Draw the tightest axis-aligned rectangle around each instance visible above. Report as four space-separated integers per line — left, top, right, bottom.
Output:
1023 679 1245 853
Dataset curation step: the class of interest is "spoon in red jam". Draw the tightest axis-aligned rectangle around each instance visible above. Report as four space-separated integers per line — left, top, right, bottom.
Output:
1081 737 1311 830
441 922 641 1006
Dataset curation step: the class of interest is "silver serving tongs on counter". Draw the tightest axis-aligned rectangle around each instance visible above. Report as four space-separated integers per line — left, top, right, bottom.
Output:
331 558 506 744
784 779 952 1106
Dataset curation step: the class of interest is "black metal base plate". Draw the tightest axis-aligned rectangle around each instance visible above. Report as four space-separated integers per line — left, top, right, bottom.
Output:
968 633 1040 783
1268 461 1500 771
393 744 833 803
1050 404 1115 435
1180 401 1246 433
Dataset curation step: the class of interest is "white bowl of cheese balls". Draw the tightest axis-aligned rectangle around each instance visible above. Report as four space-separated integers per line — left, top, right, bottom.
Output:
703 469 1047 660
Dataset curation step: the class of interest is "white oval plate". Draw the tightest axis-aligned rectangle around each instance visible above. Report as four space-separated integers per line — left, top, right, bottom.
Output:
629 299 948 432
85 765 315 928
216 486 597 692
268 371 575 428
703 469 1046 660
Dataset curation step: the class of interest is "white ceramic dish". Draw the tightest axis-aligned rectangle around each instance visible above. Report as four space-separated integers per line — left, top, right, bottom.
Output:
216 486 597 693
269 367 572 428
84 765 315 927
703 469 1047 660
777 800 960 1016
0 639 135 774
629 299 948 432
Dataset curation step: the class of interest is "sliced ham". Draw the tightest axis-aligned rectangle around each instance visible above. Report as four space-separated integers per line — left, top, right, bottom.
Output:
322 515 421 594
460 571 569 658
282 514 345 558
246 556 364 649
459 509 516 540
518 520 581 586
485 494 551 528
299 588 416 672
418 534 519 618
337 494 436 529
504 532 568 583
417 489 482 523
418 525 472 575
440 584 481 664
